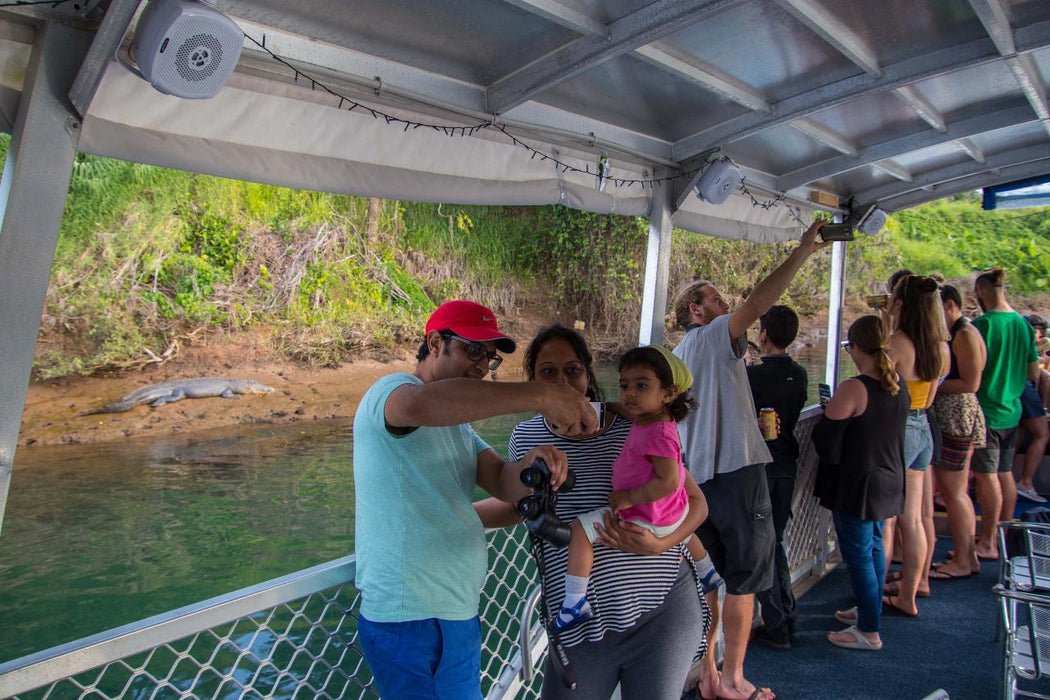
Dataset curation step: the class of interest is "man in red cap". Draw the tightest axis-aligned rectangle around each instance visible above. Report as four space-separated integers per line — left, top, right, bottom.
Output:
353 300 597 698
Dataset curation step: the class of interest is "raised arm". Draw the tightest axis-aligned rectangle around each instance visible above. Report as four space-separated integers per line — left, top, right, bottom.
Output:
728 220 828 340
385 378 597 435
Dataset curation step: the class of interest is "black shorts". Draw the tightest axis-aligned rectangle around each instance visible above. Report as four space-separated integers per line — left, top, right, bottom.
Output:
972 426 1019 474
696 463 775 595
1021 381 1045 420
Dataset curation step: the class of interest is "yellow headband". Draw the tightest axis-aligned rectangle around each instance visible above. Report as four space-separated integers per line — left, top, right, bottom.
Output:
649 345 693 395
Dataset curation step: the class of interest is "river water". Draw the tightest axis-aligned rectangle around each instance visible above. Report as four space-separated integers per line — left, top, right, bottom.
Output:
0 345 843 663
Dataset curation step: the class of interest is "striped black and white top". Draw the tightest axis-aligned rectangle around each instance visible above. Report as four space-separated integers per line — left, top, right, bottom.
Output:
509 412 707 653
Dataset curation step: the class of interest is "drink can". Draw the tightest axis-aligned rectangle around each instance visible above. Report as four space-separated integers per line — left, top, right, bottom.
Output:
758 407 779 440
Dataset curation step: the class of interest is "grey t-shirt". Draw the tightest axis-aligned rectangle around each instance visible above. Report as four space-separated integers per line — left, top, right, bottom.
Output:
673 313 772 484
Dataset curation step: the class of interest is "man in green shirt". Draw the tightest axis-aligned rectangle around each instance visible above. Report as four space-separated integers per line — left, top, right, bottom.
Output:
971 268 1040 560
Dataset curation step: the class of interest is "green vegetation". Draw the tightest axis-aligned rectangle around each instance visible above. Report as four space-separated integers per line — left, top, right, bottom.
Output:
21 135 1050 378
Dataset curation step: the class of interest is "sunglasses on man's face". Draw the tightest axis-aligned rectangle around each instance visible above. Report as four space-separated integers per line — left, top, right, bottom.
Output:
443 333 503 371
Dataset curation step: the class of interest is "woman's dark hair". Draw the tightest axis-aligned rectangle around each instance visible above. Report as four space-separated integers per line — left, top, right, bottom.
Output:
939 284 963 308
887 268 915 294
523 325 603 401
848 315 900 395
893 275 947 381
618 346 698 421
759 305 799 349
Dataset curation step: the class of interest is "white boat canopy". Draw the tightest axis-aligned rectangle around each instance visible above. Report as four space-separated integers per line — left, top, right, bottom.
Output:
0 0 1049 526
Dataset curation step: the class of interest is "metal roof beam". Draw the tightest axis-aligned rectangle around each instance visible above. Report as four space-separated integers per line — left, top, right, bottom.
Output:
969 0 1016 55
1006 54 1050 121
498 0 608 37
877 156 1050 212
777 102 1034 191
486 0 748 114
968 2 1050 127
634 43 771 112
893 85 947 133
955 137 986 163
853 141 1050 204
789 118 858 156
773 0 881 76
69 0 142 117
872 160 912 182
674 18 1050 160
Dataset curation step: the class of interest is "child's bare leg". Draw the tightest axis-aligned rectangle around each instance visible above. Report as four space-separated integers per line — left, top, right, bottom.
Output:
566 519 594 577
557 520 596 631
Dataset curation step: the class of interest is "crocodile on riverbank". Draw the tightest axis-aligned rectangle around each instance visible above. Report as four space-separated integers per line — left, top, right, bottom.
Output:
80 378 275 415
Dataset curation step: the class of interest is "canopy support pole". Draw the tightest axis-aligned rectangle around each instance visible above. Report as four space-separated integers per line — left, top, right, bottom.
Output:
0 22 89 533
824 240 848 388
638 170 674 346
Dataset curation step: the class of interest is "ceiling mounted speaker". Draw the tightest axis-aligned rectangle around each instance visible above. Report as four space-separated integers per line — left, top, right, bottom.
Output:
696 156 743 205
856 204 888 235
133 0 243 99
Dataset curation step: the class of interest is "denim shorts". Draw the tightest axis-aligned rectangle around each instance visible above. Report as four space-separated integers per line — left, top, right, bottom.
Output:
904 410 934 471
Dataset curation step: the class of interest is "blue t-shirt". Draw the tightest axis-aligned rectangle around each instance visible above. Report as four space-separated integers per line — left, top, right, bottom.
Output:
353 373 491 622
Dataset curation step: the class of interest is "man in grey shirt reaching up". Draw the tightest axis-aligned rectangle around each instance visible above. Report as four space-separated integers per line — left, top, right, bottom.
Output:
673 220 827 700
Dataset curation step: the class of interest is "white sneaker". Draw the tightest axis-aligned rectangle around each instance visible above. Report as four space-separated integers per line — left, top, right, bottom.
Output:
1017 485 1047 503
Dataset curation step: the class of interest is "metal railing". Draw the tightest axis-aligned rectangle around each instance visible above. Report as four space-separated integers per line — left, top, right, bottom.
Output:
0 412 833 699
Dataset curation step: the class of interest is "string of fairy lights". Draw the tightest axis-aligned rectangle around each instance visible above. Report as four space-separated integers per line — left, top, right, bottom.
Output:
243 30 814 224
0 0 76 6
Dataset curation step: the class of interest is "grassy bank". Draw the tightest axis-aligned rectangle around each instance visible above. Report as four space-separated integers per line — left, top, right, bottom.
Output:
19 135 1050 379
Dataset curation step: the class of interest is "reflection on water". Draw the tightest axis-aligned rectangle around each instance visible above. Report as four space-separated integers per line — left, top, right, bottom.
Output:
0 422 355 662
0 342 846 664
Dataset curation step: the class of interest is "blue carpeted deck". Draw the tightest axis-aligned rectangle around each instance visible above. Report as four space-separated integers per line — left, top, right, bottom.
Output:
743 536 999 700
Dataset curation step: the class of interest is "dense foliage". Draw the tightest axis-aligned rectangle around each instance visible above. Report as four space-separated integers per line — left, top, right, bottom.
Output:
19 137 1049 378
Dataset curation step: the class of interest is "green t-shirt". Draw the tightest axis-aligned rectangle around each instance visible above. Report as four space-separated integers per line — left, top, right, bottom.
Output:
353 373 491 622
972 311 1037 429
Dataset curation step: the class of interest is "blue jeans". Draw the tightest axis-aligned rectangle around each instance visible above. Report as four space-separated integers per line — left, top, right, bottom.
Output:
833 513 885 634
358 615 482 699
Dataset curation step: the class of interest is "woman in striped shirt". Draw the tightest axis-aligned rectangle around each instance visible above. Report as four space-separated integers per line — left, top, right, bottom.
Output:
509 326 712 700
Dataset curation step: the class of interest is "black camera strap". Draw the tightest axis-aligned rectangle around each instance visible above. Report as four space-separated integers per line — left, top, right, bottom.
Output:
527 531 577 691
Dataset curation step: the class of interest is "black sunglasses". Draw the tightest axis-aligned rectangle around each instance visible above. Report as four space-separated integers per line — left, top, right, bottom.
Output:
442 332 503 371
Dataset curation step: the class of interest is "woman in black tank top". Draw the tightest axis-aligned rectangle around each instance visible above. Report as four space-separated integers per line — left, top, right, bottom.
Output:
928 284 987 579
813 315 909 651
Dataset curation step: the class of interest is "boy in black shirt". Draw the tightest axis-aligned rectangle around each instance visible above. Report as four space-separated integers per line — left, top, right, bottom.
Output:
747 305 808 650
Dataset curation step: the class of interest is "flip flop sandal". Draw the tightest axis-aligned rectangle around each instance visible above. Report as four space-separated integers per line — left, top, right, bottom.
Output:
929 568 973 581
883 582 930 598
834 607 857 625
828 625 882 651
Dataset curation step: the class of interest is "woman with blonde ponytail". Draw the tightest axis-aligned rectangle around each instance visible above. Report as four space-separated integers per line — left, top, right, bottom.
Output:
882 276 950 617
812 315 909 651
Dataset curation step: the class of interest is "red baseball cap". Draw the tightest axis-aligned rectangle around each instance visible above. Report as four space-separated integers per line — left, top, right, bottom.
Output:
425 300 516 353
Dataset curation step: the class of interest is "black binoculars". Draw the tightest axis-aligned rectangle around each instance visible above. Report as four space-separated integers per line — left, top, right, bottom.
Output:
517 459 576 548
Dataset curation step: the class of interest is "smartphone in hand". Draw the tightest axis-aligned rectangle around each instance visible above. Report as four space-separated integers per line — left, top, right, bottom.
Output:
818 383 832 407
819 223 854 242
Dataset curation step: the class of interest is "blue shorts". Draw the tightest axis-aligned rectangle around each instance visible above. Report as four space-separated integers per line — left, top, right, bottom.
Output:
1021 381 1045 420
904 410 934 471
358 615 482 699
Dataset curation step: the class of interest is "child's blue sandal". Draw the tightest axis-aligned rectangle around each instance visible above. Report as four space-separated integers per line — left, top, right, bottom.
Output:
553 597 592 631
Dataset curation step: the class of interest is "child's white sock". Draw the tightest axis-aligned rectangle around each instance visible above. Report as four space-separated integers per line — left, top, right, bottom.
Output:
555 574 592 630
562 574 588 608
696 553 724 593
